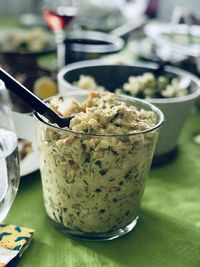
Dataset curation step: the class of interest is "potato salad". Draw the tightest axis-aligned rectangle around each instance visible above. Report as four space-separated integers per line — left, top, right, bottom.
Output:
74 73 189 98
37 92 159 234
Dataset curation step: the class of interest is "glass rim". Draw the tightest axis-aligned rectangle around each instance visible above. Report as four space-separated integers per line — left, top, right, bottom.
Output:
65 31 124 53
34 93 164 138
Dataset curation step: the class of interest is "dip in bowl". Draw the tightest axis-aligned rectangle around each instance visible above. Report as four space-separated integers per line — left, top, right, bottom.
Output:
35 91 163 240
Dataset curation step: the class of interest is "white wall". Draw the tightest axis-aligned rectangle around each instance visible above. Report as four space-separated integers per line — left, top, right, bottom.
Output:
0 0 199 20
0 0 40 16
158 0 200 21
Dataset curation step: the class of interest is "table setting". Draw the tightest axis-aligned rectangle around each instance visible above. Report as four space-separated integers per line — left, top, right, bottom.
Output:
0 0 200 266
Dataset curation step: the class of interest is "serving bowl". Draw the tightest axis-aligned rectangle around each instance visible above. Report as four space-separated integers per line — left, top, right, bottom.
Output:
144 23 200 58
62 31 124 65
58 60 200 164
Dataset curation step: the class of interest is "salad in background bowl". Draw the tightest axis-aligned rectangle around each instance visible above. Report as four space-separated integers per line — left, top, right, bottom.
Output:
58 60 200 165
0 27 55 56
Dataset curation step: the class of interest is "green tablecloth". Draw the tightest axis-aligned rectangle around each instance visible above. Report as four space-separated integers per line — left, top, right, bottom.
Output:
6 108 200 267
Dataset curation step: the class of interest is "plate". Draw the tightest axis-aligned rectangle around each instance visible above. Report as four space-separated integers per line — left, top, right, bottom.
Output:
13 112 40 177
18 138 39 177
0 26 56 57
20 150 39 177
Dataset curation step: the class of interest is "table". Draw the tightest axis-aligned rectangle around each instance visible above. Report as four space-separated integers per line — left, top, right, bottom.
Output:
6 107 200 267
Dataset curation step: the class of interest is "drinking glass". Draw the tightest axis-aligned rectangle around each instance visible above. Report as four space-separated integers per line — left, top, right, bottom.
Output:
42 0 78 69
35 92 164 240
0 81 20 223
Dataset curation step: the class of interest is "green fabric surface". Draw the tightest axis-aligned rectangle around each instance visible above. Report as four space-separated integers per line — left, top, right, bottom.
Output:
0 17 20 27
5 109 200 267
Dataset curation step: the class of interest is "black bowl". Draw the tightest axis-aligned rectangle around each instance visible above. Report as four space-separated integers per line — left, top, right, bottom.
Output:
62 31 124 64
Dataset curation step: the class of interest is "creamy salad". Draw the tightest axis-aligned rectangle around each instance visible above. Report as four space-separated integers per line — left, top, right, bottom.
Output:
37 92 159 233
0 28 53 53
74 73 189 98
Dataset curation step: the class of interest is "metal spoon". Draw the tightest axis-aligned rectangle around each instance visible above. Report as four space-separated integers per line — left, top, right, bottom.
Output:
0 68 71 128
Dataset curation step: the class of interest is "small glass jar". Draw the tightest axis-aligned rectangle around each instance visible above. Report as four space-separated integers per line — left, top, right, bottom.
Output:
35 92 164 240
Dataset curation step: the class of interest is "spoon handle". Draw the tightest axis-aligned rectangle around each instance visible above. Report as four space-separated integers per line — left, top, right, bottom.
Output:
0 68 49 115
0 68 65 125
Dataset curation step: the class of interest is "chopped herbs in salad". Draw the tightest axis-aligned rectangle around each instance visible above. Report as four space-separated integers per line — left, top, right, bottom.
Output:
37 92 159 234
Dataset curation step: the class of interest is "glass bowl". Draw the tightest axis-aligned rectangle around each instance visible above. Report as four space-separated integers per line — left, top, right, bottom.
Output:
35 92 164 240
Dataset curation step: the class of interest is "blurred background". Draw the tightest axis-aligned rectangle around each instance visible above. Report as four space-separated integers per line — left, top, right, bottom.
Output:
0 0 200 21
0 0 199 170
0 0 199 102
0 0 199 20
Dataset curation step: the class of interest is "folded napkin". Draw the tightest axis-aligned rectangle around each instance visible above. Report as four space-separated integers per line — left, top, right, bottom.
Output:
0 224 34 266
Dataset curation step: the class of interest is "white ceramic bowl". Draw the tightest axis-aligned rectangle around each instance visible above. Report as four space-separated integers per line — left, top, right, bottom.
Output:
58 60 200 164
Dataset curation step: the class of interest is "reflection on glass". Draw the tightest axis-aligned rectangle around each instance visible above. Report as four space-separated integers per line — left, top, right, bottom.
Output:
0 81 20 223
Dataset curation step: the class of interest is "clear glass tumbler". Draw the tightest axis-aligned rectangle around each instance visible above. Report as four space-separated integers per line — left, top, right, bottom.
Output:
0 81 20 223
35 93 164 240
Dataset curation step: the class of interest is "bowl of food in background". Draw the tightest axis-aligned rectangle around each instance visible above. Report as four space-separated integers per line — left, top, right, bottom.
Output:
0 27 55 57
143 23 200 77
58 60 200 165
128 23 200 81
143 22 200 112
0 26 58 176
